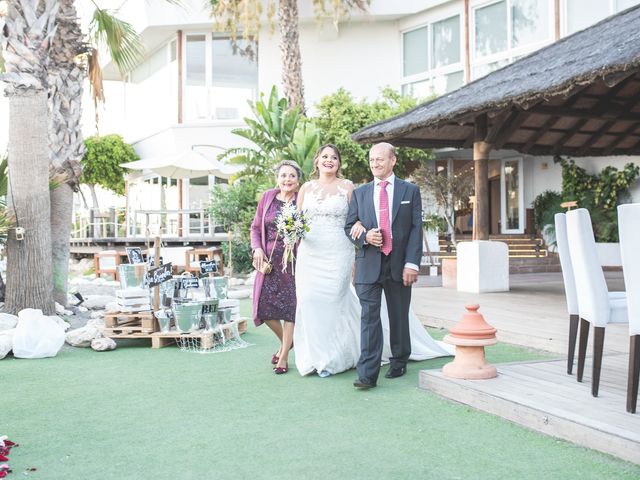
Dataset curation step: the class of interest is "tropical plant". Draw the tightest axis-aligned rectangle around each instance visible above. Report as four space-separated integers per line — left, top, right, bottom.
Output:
531 190 563 233
81 134 139 206
414 161 474 244
219 86 320 186
314 88 432 183
209 0 369 112
558 157 639 242
0 0 58 314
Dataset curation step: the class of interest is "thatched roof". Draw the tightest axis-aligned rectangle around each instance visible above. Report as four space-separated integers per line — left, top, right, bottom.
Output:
352 5 640 157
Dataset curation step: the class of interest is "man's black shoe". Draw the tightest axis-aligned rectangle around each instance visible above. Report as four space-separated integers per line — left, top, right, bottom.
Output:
385 366 407 379
353 377 377 389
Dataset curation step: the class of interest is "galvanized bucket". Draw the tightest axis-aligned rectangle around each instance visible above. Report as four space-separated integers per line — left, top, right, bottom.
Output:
172 301 202 333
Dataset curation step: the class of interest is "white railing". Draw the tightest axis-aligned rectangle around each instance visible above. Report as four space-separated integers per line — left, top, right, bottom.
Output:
71 208 220 240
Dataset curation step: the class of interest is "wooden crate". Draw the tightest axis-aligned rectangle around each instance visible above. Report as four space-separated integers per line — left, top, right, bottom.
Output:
104 311 156 332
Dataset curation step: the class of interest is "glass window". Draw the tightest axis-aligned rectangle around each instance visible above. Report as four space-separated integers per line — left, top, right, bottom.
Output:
566 0 609 34
403 26 428 76
512 0 549 48
211 35 258 119
432 16 460 68
186 35 206 86
432 70 464 94
401 79 431 99
475 1 508 57
616 0 640 11
504 160 520 230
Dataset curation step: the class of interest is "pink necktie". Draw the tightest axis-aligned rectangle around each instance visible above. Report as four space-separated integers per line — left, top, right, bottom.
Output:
379 181 392 256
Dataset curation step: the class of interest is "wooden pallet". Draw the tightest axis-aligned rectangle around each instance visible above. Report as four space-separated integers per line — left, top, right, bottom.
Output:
102 325 155 336
104 311 156 331
151 320 247 349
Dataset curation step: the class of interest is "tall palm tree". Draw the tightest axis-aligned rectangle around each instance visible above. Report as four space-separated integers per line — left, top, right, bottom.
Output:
0 0 58 314
210 0 369 112
47 0 145 305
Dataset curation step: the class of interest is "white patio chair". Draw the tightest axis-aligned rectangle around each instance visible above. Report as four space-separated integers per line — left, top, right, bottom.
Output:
617 203 640 413
554 213 580 374
566 208 627 397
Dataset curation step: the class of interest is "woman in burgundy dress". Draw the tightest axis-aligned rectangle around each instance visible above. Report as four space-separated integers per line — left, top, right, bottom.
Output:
250 160 302 374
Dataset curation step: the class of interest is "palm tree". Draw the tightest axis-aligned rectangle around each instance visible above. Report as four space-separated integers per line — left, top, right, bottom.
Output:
47 0 145 305
0 0 58 314
210 0 369 112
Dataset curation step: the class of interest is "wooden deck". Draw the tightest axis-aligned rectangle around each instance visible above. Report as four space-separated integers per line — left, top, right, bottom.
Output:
412 272 639 464
420 354 640 464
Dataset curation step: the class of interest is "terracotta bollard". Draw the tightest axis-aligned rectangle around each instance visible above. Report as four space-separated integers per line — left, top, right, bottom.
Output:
443 304 497 380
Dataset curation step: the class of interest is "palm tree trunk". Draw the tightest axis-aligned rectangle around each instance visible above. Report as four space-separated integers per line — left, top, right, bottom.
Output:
48 0 86 307
5 92 54 315
50 183 74 306
278 0 305 112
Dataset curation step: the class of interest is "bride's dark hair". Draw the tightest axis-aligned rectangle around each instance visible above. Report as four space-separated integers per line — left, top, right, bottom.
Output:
311 144 342 178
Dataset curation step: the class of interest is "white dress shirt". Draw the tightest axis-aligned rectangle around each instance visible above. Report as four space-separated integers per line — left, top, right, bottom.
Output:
372 174 419 272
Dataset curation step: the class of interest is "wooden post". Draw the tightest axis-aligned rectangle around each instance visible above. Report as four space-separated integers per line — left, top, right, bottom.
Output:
474 115 492 241
153 235 160 311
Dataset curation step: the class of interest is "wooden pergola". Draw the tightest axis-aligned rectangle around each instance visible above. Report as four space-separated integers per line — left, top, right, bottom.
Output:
352 5 640 240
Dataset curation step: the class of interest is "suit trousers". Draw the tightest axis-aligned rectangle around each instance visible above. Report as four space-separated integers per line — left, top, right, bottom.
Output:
355 254 412 381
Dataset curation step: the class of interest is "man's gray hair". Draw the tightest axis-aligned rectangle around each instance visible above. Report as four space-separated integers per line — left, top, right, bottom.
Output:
274 160 302 179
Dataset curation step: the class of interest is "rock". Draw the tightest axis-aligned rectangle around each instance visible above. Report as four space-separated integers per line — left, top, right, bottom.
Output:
92 277 107 285
91 337 116 351
0 329 14 359
245 271 256 286
105 302 119 312
55 302 66 315
77 306 89 313
90 311 104 319
227 288 251 300
49 315 71 332
86 317 106 328
83 295 116 310
65 325 101 347
229 277 245 287
0 313 18 331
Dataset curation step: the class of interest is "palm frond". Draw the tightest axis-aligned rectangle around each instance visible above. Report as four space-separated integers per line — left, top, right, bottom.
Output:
90 8 144 75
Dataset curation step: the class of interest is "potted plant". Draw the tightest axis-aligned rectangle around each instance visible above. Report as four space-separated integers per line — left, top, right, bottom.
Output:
422 213 447 276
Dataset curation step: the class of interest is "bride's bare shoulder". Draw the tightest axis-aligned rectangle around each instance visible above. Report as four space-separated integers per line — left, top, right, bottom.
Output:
339 178 354 191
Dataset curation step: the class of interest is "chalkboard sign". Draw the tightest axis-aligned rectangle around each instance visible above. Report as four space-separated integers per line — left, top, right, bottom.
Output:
145 263 173 287
126 247 144 264
199 260 219 274
178 277 200 289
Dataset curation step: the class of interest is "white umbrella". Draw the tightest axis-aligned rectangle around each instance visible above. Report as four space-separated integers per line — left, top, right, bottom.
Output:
122 150 242 179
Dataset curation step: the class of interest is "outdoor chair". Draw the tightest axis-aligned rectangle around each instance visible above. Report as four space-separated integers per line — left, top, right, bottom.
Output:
566 208 627 397
617 204 640 413
554 213 580 374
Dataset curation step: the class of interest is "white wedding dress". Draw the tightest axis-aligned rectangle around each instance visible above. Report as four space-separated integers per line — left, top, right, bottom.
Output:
294 181 453 376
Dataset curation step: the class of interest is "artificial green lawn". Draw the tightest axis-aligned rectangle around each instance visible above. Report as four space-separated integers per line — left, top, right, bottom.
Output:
2 301 639 479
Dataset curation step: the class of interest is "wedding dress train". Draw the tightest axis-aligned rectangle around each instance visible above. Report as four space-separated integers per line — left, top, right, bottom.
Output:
294 181 452 376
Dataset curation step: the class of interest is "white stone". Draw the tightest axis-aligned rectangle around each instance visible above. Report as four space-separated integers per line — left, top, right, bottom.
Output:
86 317 106 328
227 289 251 300
229 277 245 286
105 302 119 312
92 277 107 285
77 306 89 313
84 274 97 280
244 272 256 286
0 329 14 359
55 302 66 315
84 295 117 310
0 313 18 331
91 337 116 351
456 241 509 293
90 311 105 319
49 315 71 331
65 325 101 347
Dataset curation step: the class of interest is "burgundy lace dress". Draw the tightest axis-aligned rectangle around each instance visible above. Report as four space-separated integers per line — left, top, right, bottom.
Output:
256 198 297 322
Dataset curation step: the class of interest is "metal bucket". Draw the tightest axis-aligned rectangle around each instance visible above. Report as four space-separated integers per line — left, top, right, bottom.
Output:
172 301 202 333
201 299 219 331
213 276 229 299
118 264 148 290
217 307 232 325
154 310 172 333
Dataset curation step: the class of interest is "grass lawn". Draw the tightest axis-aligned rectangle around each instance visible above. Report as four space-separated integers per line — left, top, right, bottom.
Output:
2 300 639 479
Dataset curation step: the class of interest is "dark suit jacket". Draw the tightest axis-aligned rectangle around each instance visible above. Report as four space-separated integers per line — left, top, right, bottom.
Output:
345 178 423 284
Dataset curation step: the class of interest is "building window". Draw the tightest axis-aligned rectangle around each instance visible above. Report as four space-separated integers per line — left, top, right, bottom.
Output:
472 0 552 79
401 14 463 97
564 0 640 35
184 33 258 121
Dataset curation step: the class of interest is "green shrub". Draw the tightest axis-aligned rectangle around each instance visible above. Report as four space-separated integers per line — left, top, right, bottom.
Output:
532 190 563 233
221 239 253 274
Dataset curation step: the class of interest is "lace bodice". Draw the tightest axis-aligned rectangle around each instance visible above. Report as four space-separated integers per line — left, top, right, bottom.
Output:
301 180 351 229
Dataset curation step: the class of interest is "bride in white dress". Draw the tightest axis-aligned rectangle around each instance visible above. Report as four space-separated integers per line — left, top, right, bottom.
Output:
294 145 452 377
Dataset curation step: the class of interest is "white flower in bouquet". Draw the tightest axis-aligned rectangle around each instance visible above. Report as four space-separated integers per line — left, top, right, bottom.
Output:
275 202 311 273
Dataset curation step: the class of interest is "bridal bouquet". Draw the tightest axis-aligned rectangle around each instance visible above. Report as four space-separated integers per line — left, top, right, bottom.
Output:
275 202 310 273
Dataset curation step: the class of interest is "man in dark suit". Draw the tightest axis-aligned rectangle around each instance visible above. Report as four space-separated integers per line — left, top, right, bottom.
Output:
345 142 423 389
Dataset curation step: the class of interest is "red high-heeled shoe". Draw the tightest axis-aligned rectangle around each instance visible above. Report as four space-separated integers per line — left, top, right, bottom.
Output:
271 353 279 365
274 362 288 374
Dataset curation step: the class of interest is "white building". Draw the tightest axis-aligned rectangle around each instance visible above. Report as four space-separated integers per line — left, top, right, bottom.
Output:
2 0 639 237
